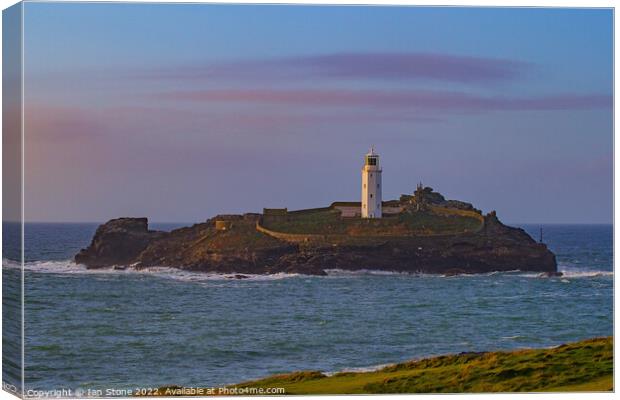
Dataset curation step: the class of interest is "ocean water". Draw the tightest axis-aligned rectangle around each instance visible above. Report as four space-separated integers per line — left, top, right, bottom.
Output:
2 223 613 394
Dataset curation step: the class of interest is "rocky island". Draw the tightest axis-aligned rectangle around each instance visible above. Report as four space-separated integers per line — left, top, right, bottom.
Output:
74 185 557 276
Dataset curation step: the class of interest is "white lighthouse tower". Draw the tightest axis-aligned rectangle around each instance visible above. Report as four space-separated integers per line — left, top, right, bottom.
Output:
361 147 382 218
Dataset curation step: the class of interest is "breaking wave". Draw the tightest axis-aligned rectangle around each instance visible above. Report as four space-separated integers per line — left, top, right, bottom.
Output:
518 265 613 279
4 259 612 282
324 268 413 276
324 362 395 376
558 265 613 278
2 259 299 282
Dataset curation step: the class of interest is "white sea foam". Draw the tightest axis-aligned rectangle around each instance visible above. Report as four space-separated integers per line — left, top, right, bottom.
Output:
558 266 613 278
2 258 21 269
324 268 413 277
518 265 613 279
2 259 299 282
4 259 612 281
324 362 395 376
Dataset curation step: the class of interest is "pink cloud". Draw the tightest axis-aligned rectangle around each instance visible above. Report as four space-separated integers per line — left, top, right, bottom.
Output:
155 89 612 112
24 104 107 142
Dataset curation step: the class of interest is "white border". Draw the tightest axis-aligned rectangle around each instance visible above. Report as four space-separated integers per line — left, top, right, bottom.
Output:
0 1 616 400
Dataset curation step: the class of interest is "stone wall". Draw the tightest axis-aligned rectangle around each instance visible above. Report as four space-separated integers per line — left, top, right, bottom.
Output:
383 206 404 214
333 205 361 218
334 205 403 217
255 220 333 244
263 208 288 216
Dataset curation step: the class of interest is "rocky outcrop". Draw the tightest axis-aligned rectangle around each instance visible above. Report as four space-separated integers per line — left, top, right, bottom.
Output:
75 218 167 268
75 188 557 276
75 210 557 276
400 186 481 214
261 211 556 275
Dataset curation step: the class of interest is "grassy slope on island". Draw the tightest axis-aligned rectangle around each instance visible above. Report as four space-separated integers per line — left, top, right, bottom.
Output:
233 337 612 394
261 206 482 237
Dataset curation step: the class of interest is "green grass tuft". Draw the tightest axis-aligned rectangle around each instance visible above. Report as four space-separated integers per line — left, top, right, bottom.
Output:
235 337 612 394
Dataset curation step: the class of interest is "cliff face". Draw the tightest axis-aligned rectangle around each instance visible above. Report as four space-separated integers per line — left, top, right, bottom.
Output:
75 204 557 276
74 218 167 268
254 212 556 276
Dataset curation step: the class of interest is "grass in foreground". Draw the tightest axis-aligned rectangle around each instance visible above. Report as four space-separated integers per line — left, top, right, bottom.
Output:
231 337 612 394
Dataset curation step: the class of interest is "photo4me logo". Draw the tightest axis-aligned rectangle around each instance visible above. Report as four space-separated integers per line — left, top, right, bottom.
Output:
158 386 286 396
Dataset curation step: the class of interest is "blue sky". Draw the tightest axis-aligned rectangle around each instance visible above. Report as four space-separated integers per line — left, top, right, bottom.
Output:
20 3 613 223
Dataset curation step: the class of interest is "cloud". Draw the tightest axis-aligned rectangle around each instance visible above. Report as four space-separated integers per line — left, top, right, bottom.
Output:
155 89 612 112
24 104 108 142
135 52 530 84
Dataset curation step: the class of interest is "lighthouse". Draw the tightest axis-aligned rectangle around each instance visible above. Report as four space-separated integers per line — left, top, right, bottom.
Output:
361 147 382 218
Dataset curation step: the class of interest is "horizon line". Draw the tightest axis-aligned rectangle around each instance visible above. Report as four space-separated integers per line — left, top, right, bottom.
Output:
4 220 614 226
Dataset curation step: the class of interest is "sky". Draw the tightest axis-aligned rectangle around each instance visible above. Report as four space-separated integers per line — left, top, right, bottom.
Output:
17 3 613 223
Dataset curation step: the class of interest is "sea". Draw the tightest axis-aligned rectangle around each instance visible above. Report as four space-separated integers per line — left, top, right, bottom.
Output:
2 223 613 394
